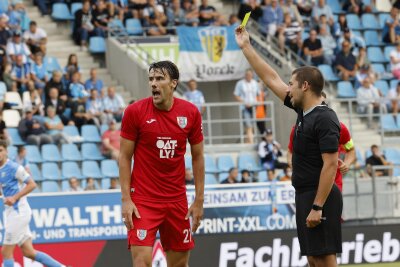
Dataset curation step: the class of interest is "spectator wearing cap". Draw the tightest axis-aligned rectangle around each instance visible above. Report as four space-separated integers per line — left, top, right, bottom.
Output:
335 40 357 81
84 68 104 93
23 21 47 54
103 86 125 122
221 167 239 184
18 109 52 146
101 119 120 160
390 42 400 79
337 27 366 55
183 79 206 114
258 129 287 170
387 82 400 114
302 29 324 66
6 31 32 64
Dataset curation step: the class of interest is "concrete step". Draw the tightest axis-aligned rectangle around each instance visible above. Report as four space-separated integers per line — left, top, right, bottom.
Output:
46 39 76 47
47 45 83 53
47 35 73 42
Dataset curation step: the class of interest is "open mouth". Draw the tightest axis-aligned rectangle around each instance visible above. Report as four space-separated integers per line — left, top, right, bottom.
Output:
152 91 161 97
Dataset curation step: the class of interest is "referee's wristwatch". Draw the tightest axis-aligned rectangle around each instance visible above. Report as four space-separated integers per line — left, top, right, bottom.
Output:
312 204 323 211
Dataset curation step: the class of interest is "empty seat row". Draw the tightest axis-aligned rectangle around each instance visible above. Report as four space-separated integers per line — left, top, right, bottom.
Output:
337 79 394 98
40 178 116 193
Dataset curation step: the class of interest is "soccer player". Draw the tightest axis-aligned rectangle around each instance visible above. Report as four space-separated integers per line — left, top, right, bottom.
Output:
119 61 205 267
236 27 342 267
0 140 67 267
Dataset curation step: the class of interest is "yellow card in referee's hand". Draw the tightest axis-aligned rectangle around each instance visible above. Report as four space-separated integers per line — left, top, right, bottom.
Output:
241 11 251 28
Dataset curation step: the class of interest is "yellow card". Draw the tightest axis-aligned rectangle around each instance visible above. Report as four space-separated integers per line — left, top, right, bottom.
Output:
241 11 251 28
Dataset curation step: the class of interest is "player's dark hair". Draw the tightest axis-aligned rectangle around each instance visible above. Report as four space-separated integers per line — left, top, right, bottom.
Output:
0 140 8 149
292 66 324 97
149 61 179 90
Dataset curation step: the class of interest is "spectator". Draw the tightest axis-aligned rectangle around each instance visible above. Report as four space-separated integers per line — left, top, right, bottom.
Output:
296 0 314 16
6 31 32 64
199 0 219 26
6 3 25 32
64 53 81 82
45 70 68 102
280 166 292 181
181 0 199 26
311 0 334 27
45 87 69 125
302 29 324 66
23 21 47 54
101 119 120 160
71 97 96 129
23 81 44 116
241 169 252 183
0 111 9 143
335 40 357 81
390 42 400 79
238 0 263 22
356 47 370 69
84 68 104 92
85 177 97 191
73 0 94 50
267 169 278 181
125 0 147 20
11 54 30 93
337 27 366 55
12 146 29 171
258 129 287 170
234 69 259 144
280 0 302 25
109 177 120 189
342 0 372 15
278 12 302 54
68 71 88 101
318 24 336 65
229 14 240 26
103 86 125 122
34 0 48 16
260 0 283 37
366 145 392 177
0 17 11 50
333 13 348 38
92 0 111 38
143 0 167 36
185 168 194 185
183 79 206 115
220 167 239 184
356 77 387 128
355 63 376 89
383 7 400 44
30 52 47 90
18 109 52 146
316 14 331 35
166 0 185 26
87 88 112 126
44 106 69 145
66 177 83 192
387 81 400 114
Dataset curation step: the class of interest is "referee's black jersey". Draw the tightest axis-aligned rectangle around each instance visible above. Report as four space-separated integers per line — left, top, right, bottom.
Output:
284 94 340 192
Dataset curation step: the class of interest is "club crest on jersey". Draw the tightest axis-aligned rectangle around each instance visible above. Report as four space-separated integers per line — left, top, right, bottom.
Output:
177 117 187 129
137 229 147 240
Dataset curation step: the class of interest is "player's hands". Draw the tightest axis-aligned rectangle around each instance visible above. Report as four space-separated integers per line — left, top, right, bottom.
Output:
121 198 140 231
185 198 204 233
4 196 17 206
338 159 349 175
235 26 250 49
306 209 323 228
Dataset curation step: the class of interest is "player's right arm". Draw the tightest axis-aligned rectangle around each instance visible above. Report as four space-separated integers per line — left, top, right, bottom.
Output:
119 137 140 230
235 27 288 101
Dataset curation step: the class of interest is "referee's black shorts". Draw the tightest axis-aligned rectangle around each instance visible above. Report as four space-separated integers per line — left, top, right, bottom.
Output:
295 184 343 256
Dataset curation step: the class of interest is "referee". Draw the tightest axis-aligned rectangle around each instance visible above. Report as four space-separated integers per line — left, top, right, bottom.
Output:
235 27 342 266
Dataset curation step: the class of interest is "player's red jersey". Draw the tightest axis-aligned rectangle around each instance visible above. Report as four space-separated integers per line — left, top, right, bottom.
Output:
121 97 203 203
288 122 354 191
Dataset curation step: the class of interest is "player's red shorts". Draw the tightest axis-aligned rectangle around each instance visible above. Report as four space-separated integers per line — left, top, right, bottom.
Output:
128 200 195 251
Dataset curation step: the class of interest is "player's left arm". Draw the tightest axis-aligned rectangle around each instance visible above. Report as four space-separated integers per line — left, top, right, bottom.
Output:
4 166 36 206
186 141 204 233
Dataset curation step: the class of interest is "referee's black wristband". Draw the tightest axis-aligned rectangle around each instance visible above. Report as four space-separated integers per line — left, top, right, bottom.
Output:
312 204 323 211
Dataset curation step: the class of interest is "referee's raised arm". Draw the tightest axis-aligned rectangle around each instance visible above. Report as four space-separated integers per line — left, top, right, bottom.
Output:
235 26 288 102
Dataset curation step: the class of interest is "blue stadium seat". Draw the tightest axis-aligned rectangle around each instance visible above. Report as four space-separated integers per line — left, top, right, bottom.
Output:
217 155 235 172
61 180 70 191
384 148 400 164
205 154 219 173
45 56 62 73
371 63 386 76
384 46 395 62
301 31 309 41
0 0 8 13
89 37 106 53
62 161 84 179
51 3 73 20
71 2 83 16
101 160 119 178
184 156 192 170
318 64 339 82
364 31 384 47
374 80 389 96
61 144 82 161
361 14 380 30
390 79 399 89
326 0 341 14
367 47 387 63
81 125 101 142
82 161 103 179
337 81 356 98
379 13 391 28
205 174 218 185
101 178 111 190
8 145 17 160
25 145 43 164
238 153 261 172
30 163 43 181
62 125 82 143
381 114 399 131
21 14 31 32
125 18 143 35
100 124 108 135
41 144 62 162
42 162 61 181
218 172 228 182
8 128 25 146
258 170 268 182
346 14 363 31
356 149 365 167
108 19 126 36
81 143 105 161
42 181 59 192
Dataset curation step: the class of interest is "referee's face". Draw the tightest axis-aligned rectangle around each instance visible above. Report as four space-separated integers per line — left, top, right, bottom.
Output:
288 75 304 108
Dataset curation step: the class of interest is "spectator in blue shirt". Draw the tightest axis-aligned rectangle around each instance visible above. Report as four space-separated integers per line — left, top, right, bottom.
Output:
383 7 400 44
68 71 88 101
11 55 30 93
86 89 112 127
260 0 283 37
103 86 125 122
183 79 206 114
44 106 68 144
84 68 104 93
311 0 334 27
30 52 47 90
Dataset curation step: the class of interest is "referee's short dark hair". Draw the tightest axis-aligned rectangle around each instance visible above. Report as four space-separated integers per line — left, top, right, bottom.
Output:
149 61 179 90
292 66 324 97
0 140 8 149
